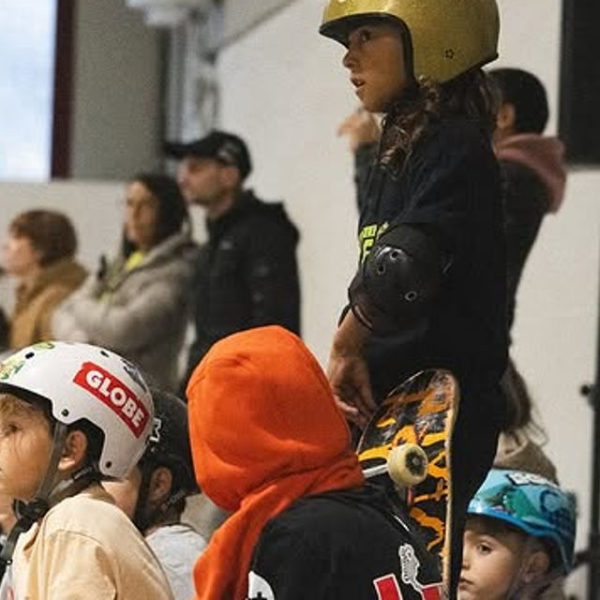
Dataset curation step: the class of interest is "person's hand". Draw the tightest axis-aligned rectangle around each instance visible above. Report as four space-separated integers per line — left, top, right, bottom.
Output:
337 109 381 153
327 311 376 428
328 351 374 428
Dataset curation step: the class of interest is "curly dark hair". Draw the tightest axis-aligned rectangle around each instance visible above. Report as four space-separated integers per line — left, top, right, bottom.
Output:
380 69 499 170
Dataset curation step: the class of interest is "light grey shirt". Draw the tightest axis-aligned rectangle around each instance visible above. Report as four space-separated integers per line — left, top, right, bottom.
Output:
146 523 207 600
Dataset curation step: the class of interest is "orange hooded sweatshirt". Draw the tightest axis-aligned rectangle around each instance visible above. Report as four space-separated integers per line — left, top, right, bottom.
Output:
186 326 365 600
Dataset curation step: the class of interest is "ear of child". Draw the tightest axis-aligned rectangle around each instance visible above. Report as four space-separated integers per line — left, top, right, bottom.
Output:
57 430 88 473
518 548 551 598
148 467 173 506
495 103 516 137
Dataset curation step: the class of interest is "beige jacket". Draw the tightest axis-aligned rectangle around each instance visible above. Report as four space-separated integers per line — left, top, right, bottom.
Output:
11 484 173 600
9 258 87 350
494 430 558 483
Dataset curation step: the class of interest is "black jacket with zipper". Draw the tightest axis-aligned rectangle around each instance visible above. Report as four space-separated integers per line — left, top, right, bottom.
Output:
183 190 301 385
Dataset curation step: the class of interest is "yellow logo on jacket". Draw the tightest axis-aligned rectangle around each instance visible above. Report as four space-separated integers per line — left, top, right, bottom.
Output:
358 221 389 263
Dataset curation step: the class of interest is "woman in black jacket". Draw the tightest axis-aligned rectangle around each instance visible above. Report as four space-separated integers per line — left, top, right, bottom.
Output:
320 2 508 598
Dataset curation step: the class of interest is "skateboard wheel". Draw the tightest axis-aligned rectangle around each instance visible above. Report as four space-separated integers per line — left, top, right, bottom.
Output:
387 444 428 486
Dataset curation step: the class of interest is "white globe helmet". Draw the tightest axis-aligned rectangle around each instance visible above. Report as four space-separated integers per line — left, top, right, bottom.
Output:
0 341 154 479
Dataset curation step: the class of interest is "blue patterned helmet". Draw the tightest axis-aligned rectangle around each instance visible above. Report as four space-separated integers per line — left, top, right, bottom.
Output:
468 469 576 574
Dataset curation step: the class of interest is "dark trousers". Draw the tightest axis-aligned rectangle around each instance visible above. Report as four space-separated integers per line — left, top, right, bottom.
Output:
447 385 504 599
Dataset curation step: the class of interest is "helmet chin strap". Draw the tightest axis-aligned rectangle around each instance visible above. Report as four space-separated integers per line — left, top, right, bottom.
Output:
0 422 98 571
0 421 67 571
132 463 186 533
132 466 153 532
148 488 187 528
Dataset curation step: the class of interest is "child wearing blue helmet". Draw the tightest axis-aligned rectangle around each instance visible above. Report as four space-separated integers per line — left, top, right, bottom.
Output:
460 469 576 600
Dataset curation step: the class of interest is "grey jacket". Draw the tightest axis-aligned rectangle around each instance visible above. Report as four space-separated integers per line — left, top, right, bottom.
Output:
53 231 198 391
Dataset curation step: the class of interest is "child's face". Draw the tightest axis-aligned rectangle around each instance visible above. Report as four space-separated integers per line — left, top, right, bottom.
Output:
342 21 409 113
459 518 526 600
0 397 53 502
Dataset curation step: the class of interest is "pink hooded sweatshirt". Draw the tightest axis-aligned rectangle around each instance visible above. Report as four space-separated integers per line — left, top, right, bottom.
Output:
495 133 567 213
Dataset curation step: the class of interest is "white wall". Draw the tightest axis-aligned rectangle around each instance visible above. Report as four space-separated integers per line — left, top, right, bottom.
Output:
222 0 294 43
512 172 599 597
218 0 359 364
216 1 597 595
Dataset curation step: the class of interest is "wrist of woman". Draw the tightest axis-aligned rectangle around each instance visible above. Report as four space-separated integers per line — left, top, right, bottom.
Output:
332 310 371 355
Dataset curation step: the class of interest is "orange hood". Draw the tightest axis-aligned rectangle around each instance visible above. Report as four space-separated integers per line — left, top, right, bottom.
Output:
186 325 364 599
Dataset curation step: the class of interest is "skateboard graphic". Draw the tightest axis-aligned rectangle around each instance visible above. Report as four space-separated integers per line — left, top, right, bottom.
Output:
356 369 459 580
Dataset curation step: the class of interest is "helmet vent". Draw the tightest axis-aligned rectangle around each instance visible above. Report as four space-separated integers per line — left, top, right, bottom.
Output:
25 352 34 359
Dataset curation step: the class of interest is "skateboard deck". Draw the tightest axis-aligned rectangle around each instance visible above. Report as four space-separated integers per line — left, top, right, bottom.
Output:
356 369 459 582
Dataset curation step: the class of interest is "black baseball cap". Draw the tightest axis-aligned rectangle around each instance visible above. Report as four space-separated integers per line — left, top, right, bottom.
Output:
164 130 252 180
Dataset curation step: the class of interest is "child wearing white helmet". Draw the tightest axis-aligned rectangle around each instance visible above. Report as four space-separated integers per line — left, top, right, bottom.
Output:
461 468 576 600
320 1 507 597
0 341 173 599
104 388 207 600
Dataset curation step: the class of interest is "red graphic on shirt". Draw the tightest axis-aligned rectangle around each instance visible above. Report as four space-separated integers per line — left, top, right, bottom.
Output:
73 361 149 438
374 575 403 600
373 575 443 600
421 584 443 600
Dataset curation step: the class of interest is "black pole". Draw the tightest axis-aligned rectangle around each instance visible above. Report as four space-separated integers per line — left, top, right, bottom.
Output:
577 238 600 598
588 378 600 599
586 266 600 599
558 2 600 591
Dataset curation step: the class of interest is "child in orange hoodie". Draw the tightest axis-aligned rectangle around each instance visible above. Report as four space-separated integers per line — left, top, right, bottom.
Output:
186 325 443 600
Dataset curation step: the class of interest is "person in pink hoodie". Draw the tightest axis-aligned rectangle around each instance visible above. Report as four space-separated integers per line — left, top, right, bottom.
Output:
488 69 568 600
489 67 567 331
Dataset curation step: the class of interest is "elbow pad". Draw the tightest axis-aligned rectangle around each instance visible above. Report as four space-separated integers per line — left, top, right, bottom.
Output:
348 225 450 334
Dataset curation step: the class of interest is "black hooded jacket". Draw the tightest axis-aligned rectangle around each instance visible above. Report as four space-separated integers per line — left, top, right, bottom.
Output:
352 117 508 400
184 190 301 383
248 486 443 600
496 134 567 333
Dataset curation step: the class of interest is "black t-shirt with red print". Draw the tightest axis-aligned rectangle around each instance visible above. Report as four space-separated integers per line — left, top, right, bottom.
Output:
247 485 443 600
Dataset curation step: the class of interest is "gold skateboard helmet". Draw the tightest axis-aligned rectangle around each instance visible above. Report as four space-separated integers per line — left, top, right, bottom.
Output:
320 0 500 83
